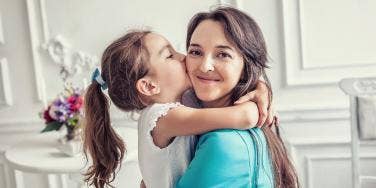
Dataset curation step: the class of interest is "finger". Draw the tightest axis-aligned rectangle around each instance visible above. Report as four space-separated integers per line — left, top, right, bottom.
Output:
264 107 274 126
268 117 276 128
256 101 268 126
275 113 280 127
234 91 256 104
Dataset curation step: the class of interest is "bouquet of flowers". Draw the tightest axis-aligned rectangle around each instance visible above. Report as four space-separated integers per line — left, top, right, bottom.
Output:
40 84 84 141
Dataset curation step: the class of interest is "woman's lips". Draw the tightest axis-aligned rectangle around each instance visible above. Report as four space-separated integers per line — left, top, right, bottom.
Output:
196 75 220 84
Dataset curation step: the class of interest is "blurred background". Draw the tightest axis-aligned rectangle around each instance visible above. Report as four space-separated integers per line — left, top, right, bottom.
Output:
0 0 375 187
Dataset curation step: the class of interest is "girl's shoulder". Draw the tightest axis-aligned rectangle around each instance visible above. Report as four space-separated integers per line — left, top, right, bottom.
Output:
140 102 182 118
138 102 182 131
142 102 182 114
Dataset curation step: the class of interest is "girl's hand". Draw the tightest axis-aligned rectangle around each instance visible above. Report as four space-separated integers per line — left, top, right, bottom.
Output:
234 80 278 127
234 101 259 129
140 180 146 188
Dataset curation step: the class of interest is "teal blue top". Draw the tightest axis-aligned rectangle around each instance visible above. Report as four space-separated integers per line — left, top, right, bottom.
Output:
176 128 274 188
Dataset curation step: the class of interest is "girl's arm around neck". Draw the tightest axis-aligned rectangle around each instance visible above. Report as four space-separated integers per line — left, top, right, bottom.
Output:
152 102 259 148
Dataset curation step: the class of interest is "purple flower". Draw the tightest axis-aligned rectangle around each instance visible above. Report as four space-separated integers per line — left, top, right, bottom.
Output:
49 97 71 123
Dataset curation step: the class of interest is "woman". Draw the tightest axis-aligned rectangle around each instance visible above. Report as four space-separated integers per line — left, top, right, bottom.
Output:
176 7 299 188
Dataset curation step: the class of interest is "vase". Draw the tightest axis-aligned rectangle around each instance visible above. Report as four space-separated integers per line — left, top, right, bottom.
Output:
57 126 82 157
66 126 78 141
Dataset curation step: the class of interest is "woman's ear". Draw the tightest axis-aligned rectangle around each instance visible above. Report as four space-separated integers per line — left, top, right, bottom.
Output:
136 77 160 96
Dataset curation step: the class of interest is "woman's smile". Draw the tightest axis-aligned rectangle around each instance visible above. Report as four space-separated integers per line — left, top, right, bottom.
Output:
196 75 221 84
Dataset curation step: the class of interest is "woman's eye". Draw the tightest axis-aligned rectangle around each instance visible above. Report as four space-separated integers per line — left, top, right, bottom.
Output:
188 49 202 56
218 52 232 59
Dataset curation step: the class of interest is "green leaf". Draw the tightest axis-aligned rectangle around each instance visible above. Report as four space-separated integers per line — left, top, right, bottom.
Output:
41 121 63 133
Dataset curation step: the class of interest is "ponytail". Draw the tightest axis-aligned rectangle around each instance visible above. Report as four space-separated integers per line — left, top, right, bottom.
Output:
83 82 125 188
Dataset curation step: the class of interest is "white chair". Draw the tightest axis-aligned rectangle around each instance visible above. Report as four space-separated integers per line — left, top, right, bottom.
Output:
339 77 376 188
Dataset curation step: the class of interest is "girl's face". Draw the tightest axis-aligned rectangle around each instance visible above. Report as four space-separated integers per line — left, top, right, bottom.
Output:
144 33 191 102
186 20 244 108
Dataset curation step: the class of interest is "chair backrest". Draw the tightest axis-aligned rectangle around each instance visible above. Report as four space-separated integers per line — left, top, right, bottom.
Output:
340 77 376 140
340 77 376 96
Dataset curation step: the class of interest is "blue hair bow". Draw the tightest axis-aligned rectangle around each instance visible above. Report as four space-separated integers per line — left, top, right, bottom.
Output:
91 68 108 90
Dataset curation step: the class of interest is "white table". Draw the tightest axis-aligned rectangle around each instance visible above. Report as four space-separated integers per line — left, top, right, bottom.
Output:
4 127 139 188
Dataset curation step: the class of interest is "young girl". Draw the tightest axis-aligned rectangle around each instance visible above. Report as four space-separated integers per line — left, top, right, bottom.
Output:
83 30 271 188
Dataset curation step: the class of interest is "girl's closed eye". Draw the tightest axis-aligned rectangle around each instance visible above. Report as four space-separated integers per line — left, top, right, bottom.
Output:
166 49 174 59
167 53 173 59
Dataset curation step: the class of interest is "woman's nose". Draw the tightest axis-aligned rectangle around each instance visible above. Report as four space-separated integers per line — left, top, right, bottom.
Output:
199 56 215 72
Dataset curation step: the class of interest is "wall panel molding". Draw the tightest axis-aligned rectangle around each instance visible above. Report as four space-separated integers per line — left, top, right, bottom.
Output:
0 11 4 44
305 154 376 188
0 11 11 107
0 58 13 106
279 107 349 123
288 136 376 188
281 0 376 86
25 0 48 103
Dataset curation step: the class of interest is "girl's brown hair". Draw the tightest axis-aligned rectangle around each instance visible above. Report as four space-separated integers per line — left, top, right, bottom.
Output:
83 30 151 188
186 6 299 188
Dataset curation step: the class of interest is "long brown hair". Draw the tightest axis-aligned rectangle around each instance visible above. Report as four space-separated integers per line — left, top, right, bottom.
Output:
83 30 151 188
186 6 299 188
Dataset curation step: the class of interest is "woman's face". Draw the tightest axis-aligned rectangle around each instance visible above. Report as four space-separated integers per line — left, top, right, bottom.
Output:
186 20 244 107
144 33 191 101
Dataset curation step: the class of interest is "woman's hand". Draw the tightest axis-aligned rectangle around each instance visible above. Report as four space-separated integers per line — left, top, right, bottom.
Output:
234 80 279 127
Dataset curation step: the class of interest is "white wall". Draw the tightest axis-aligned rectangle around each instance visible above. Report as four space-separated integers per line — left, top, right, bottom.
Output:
0 0 375 187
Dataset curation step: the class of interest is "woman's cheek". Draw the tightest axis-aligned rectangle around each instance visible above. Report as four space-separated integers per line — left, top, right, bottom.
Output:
186 57 199 71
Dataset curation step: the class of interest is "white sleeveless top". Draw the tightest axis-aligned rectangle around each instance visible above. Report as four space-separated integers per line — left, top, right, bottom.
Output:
138 102 197 188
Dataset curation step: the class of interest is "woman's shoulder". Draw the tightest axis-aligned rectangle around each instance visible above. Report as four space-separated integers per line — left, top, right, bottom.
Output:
197 129 268 155
197 130 254 154
199 129 258 141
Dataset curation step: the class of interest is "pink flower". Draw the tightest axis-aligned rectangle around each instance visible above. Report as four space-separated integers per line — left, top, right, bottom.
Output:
67 95 83 112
